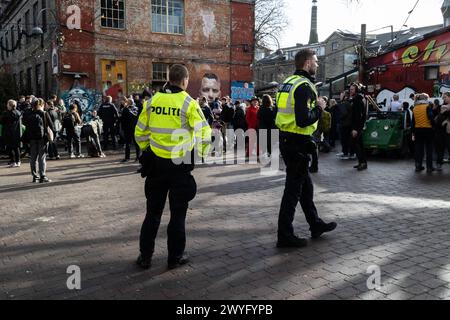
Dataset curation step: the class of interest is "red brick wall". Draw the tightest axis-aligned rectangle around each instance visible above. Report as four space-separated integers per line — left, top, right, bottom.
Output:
57 0 96 91
231 1 255 83
54 0 255 99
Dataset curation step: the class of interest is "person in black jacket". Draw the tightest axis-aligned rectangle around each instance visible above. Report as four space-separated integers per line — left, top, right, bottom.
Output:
220 97 235 152
17 96 27 113
23 98 54 183
98 96 119 150
349 83 368 171
336 91 355 160
232 101 247 130
120 98 140 162
200 97 214 126
257 94 276 156
1 100 22 167
45 101 61 160
63 103 83 158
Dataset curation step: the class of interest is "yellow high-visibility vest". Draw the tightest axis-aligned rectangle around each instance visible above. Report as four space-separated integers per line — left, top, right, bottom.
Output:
413 103 432 129
135 91 212 159
275 75 318 136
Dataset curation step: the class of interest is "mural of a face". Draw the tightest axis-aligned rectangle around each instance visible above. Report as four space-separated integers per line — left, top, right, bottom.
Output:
200 74 221 103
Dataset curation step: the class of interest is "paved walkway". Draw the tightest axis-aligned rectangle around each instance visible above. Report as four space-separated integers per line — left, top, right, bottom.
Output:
1 150 450 300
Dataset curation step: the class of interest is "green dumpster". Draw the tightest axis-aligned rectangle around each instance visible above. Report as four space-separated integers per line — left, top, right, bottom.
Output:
362 111 411 157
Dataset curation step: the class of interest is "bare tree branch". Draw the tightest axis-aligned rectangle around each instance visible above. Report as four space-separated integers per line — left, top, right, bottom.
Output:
255 0 289 49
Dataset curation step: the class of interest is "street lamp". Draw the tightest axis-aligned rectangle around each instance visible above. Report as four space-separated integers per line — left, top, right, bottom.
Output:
32 8 64 48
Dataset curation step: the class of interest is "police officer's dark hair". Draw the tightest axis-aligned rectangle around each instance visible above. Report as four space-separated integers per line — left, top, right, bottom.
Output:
169 64 189 85
295 49 316 70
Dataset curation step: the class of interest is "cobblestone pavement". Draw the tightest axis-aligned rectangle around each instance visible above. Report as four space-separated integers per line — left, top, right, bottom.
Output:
0 149 450 300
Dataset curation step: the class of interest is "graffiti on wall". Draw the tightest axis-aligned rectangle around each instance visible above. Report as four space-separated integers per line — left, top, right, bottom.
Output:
376 87 416 109
401 39 448 67
231 81 254 101
61 86 102 121
101 60 127 101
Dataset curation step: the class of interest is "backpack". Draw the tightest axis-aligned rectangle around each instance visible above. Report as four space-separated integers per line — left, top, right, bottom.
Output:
26 112 45 140
63 113 75 131
319 110 332 134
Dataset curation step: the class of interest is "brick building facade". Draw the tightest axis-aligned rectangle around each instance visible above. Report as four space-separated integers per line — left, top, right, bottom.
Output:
0 0 254 114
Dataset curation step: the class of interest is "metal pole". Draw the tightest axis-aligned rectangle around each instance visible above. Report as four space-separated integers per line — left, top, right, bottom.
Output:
359 24 366 83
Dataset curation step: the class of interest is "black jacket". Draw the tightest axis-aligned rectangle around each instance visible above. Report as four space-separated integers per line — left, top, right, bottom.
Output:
98 103 119 126
17 102 30 114
47 108 60 132
290 70 322 130
121 106 139 135
220 104 235 123
233 107 247 130
1 109 22 147
201 105 214 126
350 94 366 132
257 106 276 129
23 110 54 140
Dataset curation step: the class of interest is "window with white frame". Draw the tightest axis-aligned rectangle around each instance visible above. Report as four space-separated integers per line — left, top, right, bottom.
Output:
151 0 184 34
101 0 125 29
152 63 169 81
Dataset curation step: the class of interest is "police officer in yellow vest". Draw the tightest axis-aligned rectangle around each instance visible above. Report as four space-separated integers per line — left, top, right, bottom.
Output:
412 93 435 173
276 49 337 248
135 64 212 270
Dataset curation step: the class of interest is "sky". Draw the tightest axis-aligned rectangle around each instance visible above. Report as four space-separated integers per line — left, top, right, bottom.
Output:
279 0 445 48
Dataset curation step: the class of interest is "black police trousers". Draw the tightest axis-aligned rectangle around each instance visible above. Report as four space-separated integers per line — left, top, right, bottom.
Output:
278 135 324 240
139 171 197 263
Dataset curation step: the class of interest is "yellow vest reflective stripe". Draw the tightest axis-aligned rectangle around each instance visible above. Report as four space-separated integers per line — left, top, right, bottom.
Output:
275 75 318 136
135 92 212 159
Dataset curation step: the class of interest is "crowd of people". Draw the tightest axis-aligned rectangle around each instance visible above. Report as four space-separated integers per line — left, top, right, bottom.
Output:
1 86 450 183
0 92 149 182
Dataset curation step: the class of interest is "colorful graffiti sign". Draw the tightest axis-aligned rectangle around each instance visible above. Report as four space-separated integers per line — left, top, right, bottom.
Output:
231 81 254 101
401 38 449 66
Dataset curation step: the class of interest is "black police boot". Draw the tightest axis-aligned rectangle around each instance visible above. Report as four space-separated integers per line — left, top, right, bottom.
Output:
168 255 190 270
276 235 308 248
357 163 368 171
311 222 337 239
136 254 152 270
